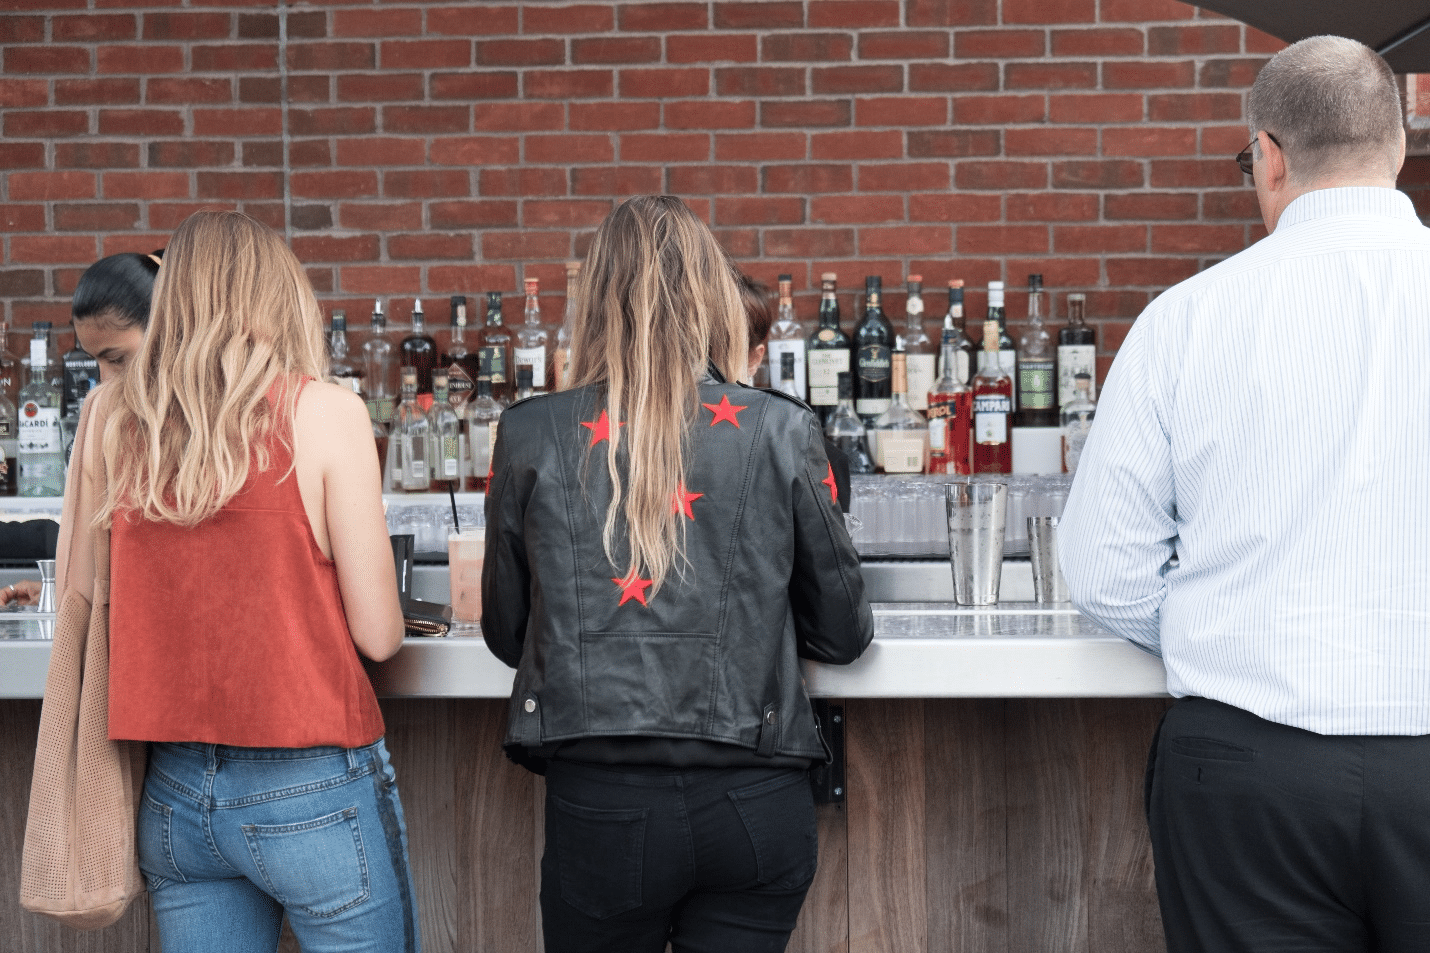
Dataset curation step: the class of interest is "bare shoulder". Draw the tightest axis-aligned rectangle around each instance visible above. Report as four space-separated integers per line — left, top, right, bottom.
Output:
296 380 369 431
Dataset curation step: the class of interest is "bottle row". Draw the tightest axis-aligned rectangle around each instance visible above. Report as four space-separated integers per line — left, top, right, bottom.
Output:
0 322 99 497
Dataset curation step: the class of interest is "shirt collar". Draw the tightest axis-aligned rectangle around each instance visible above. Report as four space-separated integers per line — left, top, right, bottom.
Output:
1277 186 1419 230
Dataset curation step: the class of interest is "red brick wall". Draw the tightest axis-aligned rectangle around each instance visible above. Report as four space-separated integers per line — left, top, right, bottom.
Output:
4 0 1429 371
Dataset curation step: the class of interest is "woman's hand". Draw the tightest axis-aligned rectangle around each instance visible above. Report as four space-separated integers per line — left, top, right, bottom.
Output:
1 580 42 606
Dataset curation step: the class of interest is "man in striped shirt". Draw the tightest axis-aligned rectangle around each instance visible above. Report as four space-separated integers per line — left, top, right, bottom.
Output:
1060 35 1430 953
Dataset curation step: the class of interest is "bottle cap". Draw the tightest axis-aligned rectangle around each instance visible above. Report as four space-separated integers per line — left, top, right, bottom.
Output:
331 310 346 332
1029 274 1043 291
821 272 837 283
778 273 793 283
524 278 539 293
948 279 964 289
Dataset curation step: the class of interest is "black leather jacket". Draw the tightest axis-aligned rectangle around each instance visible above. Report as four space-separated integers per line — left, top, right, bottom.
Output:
482 377 873 766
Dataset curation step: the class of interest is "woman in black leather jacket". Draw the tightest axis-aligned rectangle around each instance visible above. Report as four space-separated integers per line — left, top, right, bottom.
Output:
482 195 873 953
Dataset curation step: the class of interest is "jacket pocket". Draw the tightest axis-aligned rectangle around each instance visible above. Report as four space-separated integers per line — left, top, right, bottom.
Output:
580 632 716 735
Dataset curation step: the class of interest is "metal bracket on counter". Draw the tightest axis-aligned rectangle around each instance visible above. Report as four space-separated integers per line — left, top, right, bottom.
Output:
809 699 846 804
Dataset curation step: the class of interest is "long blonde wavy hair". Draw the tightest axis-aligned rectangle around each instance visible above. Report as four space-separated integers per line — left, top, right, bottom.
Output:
567 195 749 594
97 210 329 527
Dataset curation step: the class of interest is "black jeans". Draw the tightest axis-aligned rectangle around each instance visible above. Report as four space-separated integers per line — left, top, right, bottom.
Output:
540 760 817 953
1146 696 1430 953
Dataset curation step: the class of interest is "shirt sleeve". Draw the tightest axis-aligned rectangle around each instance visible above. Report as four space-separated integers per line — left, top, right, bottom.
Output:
1056 315 1177 655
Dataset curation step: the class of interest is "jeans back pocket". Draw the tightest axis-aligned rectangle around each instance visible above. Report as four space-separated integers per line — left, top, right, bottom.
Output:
728 771 818 891
550 795 648 920
242 806 371 918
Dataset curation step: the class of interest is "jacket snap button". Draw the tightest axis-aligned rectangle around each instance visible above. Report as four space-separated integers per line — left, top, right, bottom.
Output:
765 711 777 725
524 699 537 713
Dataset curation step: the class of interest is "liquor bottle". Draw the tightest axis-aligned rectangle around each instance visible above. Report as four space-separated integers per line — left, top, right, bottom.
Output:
927 336 972 476
553 262 580 392
390 366 430 493
400 298 438 401
766 274 806 401
806 273 851 426
971 317 1013 474
427 369 461 493
853 275 894 424
441 295 480 408
902 276 936 412
0 321 21 411
1061 372 1097 474
976 282 1017 406
61 331 99 422
871 350 928 474
328 310 363 395
939 280 976 386
1058 292 1097 410
775 351 801 399
1017 274 1057 427
363 299 397 427
513 278 549 393
514 365 535 403
18 333 64 496
30 322 61 393
0 393 16 496
825 371 874 474
464 374 503 492
477 291 512 404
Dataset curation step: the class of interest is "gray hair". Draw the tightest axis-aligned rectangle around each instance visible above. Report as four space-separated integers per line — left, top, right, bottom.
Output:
1247 35 1403 183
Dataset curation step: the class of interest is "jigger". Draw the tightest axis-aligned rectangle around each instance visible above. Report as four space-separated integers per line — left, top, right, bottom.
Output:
35 559 56 613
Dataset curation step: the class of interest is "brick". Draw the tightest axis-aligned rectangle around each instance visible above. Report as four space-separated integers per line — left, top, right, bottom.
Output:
0 205 45 231
432 72 520 100
954 94 1046 125
428 6 519 36
6 111 89 137
714 2 802 28
762 33 852 63
812 130 904 160
10 236 98 264
291 170 379 199
196 171 282 200
388 233 473 260
335 137 426 167
521 199 612 229
338 202 423 231
957 225 1048 254
286 42 374 71
668 33 758 63
715 132 806 161
1202 190 1259 220
336 73 424 102
1105 257 1199 287
1102 60 1194 89
476 38 564 67
0 270 45 296
908 129 1000 158
6 46 89 73
145 77 232 104
906 0 997 27
290 206 331 231
148 140 232 167
148 203 233 230
190 107 283 136
1199 58 1267 89
285 11 326 39
526 134 614 164
384 169 470 198
482 231 571 261
859 30 949 59
764 164 853 193
524 4 615 33
332 8 422 37
956 161 1047 190
102 171 189 199
1148 24 1240 56
1104 127 1197 156
524 70 614 100
1007 127 1097 156
54 12 136 40
570 166 663 195
712 229 757 258
288 107 376 136
143 11 230 40
385 105 471 134
1007 192 1098 221
1007 62 1097 90
98 109 184 136
286 140 331 166
427 264 518 293
1106 192 1199 220
621 67 710 98
813 65 903 96
1098 0 1192 20
479 167 568 196
4 15 45 42
908 192 1001 222
10 171 96 201
570 102 661 131
714 196 804 226
571 36 660 64
0 79 47 108
56 142 140 169
0 143 46 169
242 141 283 166
810 1 900 27
1052 160 1144 189
1149 92 1242 123
1049 93 1142 124
665 99 755 130
1245 28 1287 55
339 266 421 295
381 40 472 70
956 29 1045 59
619 3 706 30
863 225 952 255
1149 158 1242 188
715 67 804 98
98 44 184 74
1151 223 1245 253
764 228 855 258
1051 27 1143 56
429 200 520 229
668 165 758 193
195 44 279 72
761 100 850 128
909 62 1000 92
237 12 278 38
238 76 280 103
1005 0 1093 23
1052 223 1146 253
810 195 903 224
621 132 709 162
860 162 950 191
53 202 141 232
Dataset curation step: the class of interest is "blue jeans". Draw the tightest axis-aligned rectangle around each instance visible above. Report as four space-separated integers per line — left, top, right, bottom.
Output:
137 738 420 953
540 761 818 953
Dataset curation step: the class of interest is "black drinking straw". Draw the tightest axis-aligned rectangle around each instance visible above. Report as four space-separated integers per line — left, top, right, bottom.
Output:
448 484 461 534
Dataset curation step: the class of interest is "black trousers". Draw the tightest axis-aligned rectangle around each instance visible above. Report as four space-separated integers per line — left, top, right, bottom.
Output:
1146 696 1430 953
540 760 817 953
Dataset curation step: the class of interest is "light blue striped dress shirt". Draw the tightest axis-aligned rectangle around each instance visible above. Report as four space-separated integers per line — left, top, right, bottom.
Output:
1059 187 1430 735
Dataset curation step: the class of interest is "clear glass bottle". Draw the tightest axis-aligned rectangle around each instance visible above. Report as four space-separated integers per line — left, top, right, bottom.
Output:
61 329 99 422
464 374 503 492
939 279 976 386
825 371 875 474
971 317 1013 474
553 261 579 392
514 364 535 402
426 369 461 493
976 281 1017 407
390 366 430 493
901 275 936 413
513 277 549 393
1017 273 1057 427
766 274 806 402
854 275 894 424
441 295 480 408
1058 292 1096 411
806 272 851 427
926 336 972 476
478 291 513 405
871 350 928 474
18 332 64 496
400 298 438 399
363 299 397 427
775 351 801 399
1061 372 1097 474
328 310 364 395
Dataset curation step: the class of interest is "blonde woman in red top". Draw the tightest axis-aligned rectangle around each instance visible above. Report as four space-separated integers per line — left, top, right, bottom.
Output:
59 210 417 953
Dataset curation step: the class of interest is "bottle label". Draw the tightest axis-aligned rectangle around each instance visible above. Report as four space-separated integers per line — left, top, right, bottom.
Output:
857 344 892 383
928 417 947 452
441 437 460 478
973 394 1011 445
19 403 61 455
513 346 546 387
446 362 474 407
807 348 850 407
879 434 925 474
0 417 10 438
1018 359 1056 410
904 353 936 412
767 340 806 398
1057 345 1096 408
367 397 396 425
479 346 508 383
469 423 492 473
817 328 836 343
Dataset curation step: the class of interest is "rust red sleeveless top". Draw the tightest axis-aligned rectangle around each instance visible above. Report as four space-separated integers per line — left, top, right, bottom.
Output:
107 378 385 748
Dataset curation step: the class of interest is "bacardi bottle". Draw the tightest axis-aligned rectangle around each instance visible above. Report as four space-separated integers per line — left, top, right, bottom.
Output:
902 276 936 412
478 291 513 404
971 317 1013 474
927 337 972 476
513 278 549 393
18 333 64 496
871 350 928 474
766 274 806 402
1058 292 1096 410
806 273 851 426
1017 274 1057 427
853 275 894 423
427 369 461 492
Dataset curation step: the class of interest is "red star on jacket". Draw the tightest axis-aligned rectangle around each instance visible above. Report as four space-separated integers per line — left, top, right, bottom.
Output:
612 572 653 607
822 463 838 505
701 394 747 427
580 409 624 447
672 484 703 520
